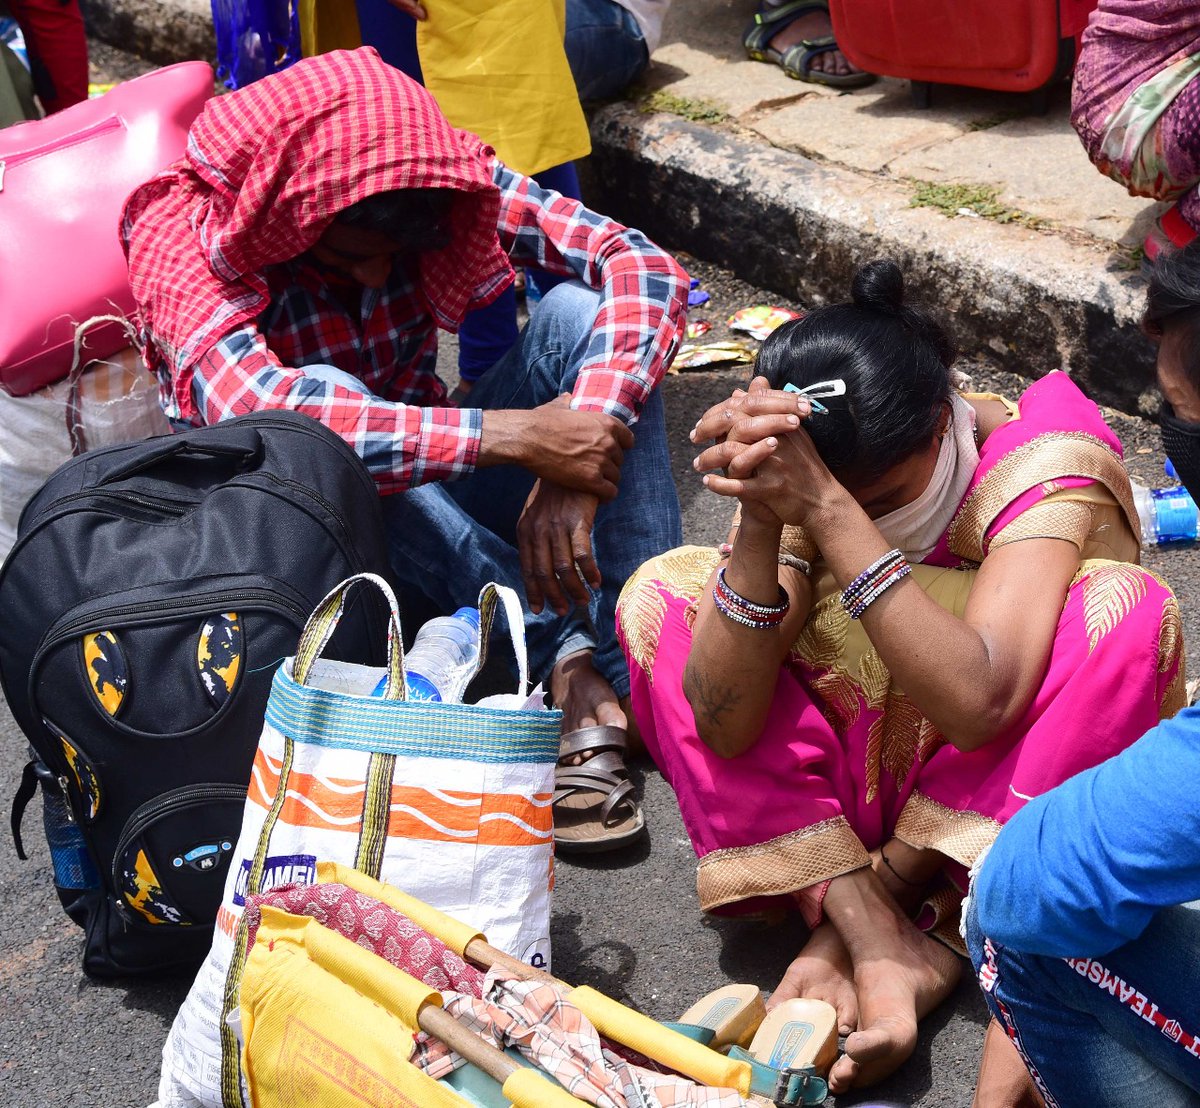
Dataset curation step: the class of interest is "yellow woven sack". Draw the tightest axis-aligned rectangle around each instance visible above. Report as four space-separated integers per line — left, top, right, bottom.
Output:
240 905 465 1107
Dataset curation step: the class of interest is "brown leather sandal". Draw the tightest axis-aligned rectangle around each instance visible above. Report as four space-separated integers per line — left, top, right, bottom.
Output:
552 724 646 854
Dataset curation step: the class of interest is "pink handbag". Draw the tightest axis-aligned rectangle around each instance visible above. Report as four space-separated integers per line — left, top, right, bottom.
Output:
0 62 214 396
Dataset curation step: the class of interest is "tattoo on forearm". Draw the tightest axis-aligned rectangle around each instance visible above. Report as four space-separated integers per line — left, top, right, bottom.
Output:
689 671 743 728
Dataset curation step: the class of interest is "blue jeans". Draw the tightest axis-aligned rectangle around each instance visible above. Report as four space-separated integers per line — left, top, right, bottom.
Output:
965 896 1200 1107
565 0 649 101
382 280 680 698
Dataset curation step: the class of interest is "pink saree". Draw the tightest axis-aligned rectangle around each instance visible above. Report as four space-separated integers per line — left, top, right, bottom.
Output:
616 374 1185 934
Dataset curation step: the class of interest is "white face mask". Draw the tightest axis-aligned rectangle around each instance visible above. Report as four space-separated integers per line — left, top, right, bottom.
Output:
873 393 979 562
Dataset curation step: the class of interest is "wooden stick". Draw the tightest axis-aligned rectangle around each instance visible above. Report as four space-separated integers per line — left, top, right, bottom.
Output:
417 1002 519 1085
465 935 561 986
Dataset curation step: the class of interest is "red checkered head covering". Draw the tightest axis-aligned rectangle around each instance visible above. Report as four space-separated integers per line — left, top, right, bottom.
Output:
122 47 511 374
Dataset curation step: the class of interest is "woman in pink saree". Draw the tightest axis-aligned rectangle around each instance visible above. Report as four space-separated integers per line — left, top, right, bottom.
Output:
616 261 1185 1093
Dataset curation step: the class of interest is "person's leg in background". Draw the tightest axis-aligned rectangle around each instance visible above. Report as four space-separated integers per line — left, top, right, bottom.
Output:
563 0 649 101
965 897 1200 1107
7 0 87 114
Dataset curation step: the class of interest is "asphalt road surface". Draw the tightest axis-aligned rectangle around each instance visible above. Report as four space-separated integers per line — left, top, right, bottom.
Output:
3 255 1195 1107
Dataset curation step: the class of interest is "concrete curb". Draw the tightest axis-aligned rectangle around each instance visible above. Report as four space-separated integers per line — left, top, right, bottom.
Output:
81 0 214 70
582 104 1158 417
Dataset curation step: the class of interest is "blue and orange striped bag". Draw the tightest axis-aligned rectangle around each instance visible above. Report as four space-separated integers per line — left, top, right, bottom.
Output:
156 573 560 1108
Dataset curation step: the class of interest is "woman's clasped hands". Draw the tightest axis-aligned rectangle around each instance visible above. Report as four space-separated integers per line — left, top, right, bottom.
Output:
689 375 840 526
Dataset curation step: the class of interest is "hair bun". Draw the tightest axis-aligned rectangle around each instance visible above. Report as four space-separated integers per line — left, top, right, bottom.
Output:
851 259 905 316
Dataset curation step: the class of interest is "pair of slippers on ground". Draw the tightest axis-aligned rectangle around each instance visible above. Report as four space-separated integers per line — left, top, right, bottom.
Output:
674 984 839 1105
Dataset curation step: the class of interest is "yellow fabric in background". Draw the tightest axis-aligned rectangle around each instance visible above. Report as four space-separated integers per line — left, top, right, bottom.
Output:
417 0 591 175
298 0 363 58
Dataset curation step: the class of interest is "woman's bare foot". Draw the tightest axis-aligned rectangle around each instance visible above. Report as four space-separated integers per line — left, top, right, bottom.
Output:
769 921 858 1035
767 5 864 81
824 869 962 1092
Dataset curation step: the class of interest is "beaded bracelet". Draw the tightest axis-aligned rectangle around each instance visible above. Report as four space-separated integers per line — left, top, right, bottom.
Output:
846 560 910 618
845 558 911 619
715 566 789 615
713 565 790 628
713 588 789 628
841 549 906 609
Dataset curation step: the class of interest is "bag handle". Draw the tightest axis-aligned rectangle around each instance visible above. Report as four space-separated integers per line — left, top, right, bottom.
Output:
292 575 535 704
65 314 141 457
292 573 407 699
98 425 263 485
473 582 532 699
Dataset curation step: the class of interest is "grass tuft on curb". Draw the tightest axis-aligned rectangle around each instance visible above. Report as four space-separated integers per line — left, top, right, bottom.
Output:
638 90 729 125
908 181 1050 230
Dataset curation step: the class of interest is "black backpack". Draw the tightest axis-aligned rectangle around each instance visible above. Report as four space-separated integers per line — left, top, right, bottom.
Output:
0 411 393 977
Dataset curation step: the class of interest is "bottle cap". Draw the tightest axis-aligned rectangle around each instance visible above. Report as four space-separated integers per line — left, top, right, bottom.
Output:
452 606 481 630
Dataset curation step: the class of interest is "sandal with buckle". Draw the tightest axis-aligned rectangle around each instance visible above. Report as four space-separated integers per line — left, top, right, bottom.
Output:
724 998 838 1104
743 0 875 90
553 724 646 854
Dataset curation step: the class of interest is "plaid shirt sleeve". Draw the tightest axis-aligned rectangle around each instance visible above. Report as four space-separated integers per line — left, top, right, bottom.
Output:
494 161 689 424
192 326 482 494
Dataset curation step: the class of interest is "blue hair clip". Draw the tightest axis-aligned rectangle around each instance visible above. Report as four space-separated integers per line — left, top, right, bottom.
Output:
783 379 846 415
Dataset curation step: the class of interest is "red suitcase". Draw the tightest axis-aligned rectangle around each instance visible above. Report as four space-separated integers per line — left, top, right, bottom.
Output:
829 0 1100 107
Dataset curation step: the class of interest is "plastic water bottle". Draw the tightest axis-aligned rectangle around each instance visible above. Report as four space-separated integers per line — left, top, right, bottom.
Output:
374 607 481 703
1131 479 1198 546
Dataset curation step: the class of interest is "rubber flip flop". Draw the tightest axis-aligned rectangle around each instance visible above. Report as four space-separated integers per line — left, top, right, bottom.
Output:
675 983 767 1052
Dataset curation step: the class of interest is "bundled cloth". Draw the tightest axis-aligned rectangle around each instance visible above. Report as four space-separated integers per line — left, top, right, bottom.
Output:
235 868 755 1108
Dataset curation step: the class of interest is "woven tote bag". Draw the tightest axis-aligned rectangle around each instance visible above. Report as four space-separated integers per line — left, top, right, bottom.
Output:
156 573 560 1108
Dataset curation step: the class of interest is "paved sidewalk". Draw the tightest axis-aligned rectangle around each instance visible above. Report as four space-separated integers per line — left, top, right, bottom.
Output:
582 0 1164 415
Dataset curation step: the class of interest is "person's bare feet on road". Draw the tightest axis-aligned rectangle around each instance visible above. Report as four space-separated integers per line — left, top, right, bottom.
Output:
769 920 859 1035
823 868 962 1092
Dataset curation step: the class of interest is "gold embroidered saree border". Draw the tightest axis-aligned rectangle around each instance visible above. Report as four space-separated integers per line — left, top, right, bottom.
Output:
696 815 871 912
947 431 1140 563
893 790 1001 871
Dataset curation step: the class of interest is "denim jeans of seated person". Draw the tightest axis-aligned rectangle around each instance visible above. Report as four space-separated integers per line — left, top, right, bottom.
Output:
965 895 1200 1108
300 279 682 700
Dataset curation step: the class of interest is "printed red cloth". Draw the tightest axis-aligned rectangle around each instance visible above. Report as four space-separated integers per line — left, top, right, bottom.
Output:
243 881 486 995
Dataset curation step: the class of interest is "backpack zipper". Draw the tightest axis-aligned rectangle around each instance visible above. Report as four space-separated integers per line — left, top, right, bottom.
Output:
31 586 308 699
0 115 124 193
110 782 248 924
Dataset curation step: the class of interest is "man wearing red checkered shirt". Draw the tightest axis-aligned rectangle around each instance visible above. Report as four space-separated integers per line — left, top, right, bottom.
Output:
121 49 687 852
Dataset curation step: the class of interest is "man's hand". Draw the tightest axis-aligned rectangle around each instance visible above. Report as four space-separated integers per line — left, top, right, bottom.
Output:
517 481 601 615
384 0 427 18
479 396 634 500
